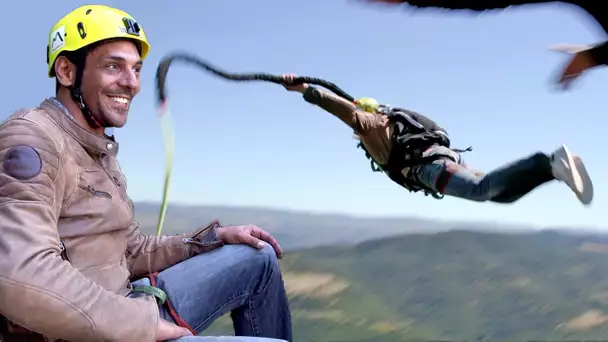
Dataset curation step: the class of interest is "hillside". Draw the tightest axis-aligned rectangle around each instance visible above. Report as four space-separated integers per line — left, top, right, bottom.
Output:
133 202 539 250
202 230 608 341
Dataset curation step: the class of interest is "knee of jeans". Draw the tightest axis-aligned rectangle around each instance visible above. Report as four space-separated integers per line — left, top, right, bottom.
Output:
262 242 280 265
248 242 281 273
246 243 282 294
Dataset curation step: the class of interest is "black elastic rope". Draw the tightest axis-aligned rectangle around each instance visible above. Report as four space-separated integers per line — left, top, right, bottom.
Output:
154 52 355 105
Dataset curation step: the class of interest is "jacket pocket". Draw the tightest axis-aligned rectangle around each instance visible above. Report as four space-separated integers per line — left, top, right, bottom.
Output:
78 182 112 199
184 221 224 248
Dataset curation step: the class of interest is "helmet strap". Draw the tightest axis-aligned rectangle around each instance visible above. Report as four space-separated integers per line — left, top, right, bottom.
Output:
67 48 102 129
69 87 101 129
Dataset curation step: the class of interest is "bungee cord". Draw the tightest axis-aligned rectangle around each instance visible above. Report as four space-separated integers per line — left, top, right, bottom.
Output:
152 52 359 236
155 100 175 236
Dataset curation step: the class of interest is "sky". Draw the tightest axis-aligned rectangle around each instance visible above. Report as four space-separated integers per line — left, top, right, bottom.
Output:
2 0 607 229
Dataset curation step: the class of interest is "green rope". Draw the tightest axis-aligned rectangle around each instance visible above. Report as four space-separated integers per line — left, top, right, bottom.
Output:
155 102 175 237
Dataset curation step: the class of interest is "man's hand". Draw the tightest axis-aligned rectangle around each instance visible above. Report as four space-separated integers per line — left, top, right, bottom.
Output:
282 73 309 93
217 224 283 259
549 44 599 90
156 318 192 341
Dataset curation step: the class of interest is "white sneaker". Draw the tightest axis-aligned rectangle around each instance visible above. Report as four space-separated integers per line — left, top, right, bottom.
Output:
572 155 594 205
550 144 593 205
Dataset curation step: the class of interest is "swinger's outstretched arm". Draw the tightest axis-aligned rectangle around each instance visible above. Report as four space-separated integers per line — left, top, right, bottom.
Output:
301 86 386 134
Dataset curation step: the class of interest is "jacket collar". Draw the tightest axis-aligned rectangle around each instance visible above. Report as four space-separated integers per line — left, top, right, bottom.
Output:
40 98 119 157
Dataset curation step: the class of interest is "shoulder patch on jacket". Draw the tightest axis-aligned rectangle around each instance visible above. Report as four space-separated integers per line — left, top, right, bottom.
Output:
2 145 42 180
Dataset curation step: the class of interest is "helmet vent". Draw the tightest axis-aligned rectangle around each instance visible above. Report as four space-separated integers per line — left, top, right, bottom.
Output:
77 22 86 39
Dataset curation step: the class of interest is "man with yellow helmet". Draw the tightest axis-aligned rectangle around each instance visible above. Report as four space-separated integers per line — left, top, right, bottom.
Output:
0 5 291 342
282 73 593 206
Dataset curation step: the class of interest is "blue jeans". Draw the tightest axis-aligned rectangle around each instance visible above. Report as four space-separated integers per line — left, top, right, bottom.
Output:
129 243 292 342
173 337 286 342
410 145 554 203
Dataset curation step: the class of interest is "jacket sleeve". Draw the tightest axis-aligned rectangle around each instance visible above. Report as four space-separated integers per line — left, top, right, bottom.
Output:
0 118 159 342
125 220 225 279
301 86 386 135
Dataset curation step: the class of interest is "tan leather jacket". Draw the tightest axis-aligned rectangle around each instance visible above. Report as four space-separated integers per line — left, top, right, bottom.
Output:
0 98 224 342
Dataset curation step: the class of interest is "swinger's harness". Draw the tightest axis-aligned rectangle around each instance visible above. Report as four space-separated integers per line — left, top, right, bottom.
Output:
357 106 471 199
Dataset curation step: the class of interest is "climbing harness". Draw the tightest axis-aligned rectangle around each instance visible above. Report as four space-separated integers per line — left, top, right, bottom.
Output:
151 53 470 235
356 105 472 199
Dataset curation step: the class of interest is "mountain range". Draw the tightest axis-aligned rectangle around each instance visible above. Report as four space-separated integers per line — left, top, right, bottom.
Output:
134 202 608 341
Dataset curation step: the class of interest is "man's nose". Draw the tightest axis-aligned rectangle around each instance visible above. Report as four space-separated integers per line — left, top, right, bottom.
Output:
118 69 139 89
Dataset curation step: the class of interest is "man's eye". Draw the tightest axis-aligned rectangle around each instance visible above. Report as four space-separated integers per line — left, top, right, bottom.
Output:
106 63 119 71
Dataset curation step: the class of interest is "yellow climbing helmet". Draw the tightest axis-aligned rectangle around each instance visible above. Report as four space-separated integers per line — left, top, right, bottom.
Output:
47 4 151 77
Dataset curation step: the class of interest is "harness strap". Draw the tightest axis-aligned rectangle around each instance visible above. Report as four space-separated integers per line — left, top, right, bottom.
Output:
356 109 472 199
146 272 197 336
132 285 168 304
387 151 457 199
435 163 455 194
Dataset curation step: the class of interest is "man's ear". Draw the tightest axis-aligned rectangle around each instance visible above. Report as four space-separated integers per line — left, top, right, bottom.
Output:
54 56 76 88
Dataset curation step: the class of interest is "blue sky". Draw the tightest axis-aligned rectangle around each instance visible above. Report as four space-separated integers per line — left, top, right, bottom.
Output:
2 1 607 228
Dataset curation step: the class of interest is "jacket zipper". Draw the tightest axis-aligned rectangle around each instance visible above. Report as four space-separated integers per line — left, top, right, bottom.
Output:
182 237 223 248
81 184 112 199
97 156 133 214
59 240 71 262
182 222 223 247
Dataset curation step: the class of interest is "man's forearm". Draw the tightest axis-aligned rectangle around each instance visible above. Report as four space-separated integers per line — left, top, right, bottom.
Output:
126 220 224 278
302 86 359 128
302 86 383 134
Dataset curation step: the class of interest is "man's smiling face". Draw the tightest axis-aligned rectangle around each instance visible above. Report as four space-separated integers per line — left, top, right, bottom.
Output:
80 39 143 128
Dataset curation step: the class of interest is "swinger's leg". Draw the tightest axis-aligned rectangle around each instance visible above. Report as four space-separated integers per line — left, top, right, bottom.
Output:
410 145 592 204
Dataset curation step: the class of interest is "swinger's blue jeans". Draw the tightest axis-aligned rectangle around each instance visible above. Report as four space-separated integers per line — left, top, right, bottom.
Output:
409 145 555 203
130 243 292 342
